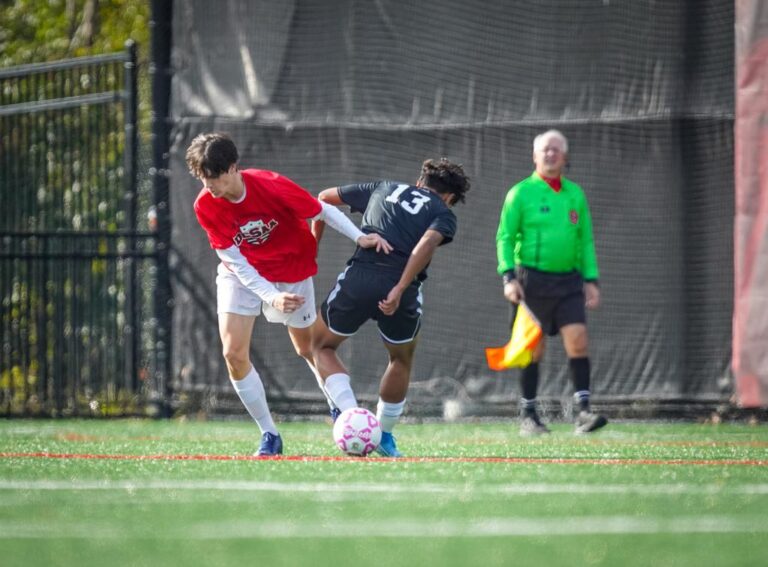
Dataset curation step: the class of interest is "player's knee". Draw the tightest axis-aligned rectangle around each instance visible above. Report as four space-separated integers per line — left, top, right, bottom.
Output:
387 352 414 371
567 336 589 357
562 324 588 356
222 343 249 369
315 344 340 365
294 343 313 361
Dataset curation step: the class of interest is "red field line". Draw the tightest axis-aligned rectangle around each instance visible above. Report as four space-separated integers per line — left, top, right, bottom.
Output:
1 452 766 466
47 433 768 449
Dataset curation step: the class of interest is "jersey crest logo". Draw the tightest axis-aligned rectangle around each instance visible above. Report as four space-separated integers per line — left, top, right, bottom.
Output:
234 218 278 246
569 210 579 224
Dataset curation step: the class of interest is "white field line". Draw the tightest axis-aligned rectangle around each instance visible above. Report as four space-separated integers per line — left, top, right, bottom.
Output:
2 480 768 495
0 516 766 539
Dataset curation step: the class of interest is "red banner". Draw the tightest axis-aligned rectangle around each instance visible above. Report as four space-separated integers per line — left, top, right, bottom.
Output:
733 0 768 407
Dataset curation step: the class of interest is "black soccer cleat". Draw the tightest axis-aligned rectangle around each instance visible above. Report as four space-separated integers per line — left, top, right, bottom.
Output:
519 414 551 437
574 411 608 435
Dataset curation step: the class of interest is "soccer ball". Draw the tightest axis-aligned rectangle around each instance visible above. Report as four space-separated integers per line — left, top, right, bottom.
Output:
332 407 382 456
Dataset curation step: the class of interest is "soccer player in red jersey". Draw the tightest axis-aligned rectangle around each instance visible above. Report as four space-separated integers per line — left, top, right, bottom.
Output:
186 133 390 456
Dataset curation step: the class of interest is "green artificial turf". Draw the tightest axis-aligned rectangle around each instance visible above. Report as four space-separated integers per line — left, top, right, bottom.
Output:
0 419 766 567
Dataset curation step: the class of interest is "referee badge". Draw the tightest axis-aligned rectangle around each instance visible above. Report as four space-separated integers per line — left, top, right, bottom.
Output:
569 210 579 224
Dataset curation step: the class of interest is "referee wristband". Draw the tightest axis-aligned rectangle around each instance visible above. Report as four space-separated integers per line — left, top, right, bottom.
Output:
502 270 516 284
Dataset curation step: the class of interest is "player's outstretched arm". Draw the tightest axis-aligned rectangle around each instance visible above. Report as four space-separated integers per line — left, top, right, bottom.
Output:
216 246 303 313
378 229 444 315
312 188 342 246
216 246 280 304
312 191 392 253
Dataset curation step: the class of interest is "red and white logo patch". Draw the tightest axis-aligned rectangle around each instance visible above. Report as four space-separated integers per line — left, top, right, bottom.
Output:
569 210 579 224
234 218 278 246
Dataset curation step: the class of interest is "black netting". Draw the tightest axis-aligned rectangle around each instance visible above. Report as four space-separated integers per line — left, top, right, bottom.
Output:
168 0 734 415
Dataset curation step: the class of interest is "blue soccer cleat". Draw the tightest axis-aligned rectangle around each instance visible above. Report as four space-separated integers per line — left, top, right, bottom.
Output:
330 407 342 422
256 432 283 456
375 431 402 458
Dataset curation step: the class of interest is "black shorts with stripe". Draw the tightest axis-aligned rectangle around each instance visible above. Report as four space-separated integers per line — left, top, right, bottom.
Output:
321 262 422 344
514 266 586 336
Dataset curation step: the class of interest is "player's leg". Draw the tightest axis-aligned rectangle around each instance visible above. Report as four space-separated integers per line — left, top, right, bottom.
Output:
287 322 339 417
216 265 282 455
558 293 607 434
312 266 375 413
376 339 417 456
270 277 339 416
311 314 358 412
219 312 282 455
374 281 423 457
519 336 551 436
373 340 416 458
515 296 553 436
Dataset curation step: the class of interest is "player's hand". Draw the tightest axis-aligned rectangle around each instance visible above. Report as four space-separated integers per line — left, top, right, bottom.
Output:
272 292 305 313
357 233 393 254
378 285 404 315
503 280 524 304
585 282 600 309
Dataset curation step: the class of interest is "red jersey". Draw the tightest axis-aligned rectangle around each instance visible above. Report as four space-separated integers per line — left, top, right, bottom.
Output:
193 169 322 283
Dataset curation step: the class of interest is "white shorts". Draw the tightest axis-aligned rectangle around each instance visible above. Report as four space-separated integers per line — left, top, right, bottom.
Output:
215 263 317 328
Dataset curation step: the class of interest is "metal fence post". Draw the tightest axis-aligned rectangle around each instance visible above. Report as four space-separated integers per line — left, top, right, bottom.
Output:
150 0 174 417
123 39 139 394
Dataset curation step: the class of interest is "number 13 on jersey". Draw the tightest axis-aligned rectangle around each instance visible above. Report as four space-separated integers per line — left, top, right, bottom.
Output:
385 184 431 215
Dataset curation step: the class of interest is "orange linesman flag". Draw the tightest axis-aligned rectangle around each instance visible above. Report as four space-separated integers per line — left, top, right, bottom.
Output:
485 302 543 370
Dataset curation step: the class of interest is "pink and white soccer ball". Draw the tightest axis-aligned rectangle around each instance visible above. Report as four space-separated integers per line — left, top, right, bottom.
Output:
332 407 382 456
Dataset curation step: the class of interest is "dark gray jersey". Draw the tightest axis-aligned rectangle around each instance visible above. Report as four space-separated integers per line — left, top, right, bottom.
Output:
338 180 457 279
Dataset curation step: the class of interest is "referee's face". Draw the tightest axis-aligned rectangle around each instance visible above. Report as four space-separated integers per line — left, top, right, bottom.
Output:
534 136 567 177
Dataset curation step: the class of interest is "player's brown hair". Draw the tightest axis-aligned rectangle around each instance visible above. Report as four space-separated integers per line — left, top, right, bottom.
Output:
185 132 239 179
417 158 470 205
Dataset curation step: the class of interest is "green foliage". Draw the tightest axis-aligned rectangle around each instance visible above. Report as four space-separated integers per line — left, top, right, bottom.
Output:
0 0 152 132
0 0 149 65
1 1 156 415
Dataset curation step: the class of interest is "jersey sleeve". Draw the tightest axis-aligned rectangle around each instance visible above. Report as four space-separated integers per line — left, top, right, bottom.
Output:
269 173 322 218
194 199 234 250
338 182 378 214
428 209 457 245
496 185 522 275
577 192 600 280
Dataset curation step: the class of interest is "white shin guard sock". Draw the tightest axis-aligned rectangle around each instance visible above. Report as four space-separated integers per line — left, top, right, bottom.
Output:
305 360 336 410
324 373 358 412
230 367 278 435
377 399 405 433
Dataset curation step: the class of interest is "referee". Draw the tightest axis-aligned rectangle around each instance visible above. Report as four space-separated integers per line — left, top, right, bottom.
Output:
496 129 607 436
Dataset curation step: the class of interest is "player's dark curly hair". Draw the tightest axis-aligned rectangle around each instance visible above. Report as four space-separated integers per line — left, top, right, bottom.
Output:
185 132 239 179
417 158 470 205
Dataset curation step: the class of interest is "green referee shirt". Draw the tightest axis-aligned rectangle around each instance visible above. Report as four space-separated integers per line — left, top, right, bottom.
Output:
496 172 599 281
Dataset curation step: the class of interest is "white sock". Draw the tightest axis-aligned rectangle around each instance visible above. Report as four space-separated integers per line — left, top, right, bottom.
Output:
230 366 278 435
377 398 405 433
305 360 336 410
324 373 358 411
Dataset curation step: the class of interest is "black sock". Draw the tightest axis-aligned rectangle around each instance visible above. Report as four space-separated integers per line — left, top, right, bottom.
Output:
520 363 539 416
569 357 591 412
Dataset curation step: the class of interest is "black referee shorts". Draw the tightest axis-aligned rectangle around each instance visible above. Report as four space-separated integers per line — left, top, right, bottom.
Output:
514 266 586 336
321 262 422 344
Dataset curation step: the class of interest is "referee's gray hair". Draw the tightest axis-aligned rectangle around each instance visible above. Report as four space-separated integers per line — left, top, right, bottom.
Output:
533 129 568 153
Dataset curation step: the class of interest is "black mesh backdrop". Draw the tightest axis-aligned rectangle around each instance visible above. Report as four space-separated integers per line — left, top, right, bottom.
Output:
167 0 734 416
